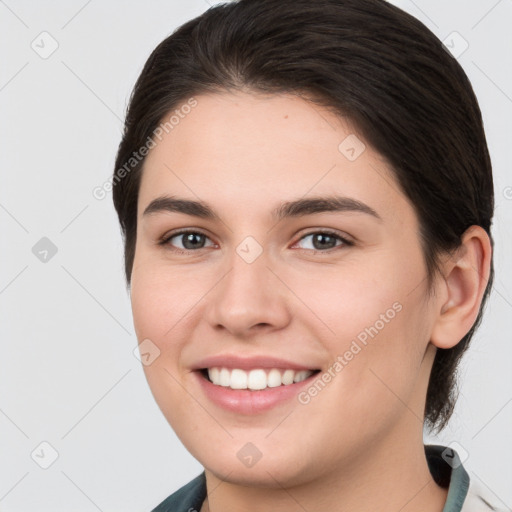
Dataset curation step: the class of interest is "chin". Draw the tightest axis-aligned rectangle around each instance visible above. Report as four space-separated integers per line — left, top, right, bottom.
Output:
199 447 316 489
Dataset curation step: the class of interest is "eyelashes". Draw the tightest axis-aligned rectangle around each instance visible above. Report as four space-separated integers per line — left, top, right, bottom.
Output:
159 230 215 252
293 230 353 251
158 229 354 254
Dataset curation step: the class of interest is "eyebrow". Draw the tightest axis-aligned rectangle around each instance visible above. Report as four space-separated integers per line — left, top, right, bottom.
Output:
142 195 382 221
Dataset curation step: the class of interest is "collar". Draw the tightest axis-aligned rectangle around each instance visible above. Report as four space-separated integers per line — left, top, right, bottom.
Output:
425 444 470 512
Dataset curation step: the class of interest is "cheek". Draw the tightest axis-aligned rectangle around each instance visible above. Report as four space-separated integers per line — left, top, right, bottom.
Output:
284 256 409 345
338 293 432 426
130 266 204 431
130 259 204 346
130 276 168 344
295 308 428 454
288 255 430 412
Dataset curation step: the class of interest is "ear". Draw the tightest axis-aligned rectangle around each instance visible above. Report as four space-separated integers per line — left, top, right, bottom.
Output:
430 225 492 349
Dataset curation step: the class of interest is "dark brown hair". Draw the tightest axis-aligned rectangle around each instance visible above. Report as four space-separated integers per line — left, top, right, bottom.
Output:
112 0 494 433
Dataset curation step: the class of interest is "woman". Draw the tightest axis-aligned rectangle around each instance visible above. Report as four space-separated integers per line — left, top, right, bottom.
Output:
112 0 502 510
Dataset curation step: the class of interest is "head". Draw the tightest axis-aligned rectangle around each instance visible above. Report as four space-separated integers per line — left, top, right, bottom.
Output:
113 0 493 485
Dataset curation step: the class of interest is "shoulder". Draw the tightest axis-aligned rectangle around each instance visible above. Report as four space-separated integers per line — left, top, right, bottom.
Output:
462 476 510 512
425 444 509 512
151 472 206 512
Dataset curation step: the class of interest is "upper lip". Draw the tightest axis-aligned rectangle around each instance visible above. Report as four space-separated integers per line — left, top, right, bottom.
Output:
192 355 319 371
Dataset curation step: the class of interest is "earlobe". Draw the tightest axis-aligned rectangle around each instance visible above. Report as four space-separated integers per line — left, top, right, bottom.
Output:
430 226 492 350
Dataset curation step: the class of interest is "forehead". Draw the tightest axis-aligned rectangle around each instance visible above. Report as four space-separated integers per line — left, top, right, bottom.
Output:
146 91 355 171
138 91 412 224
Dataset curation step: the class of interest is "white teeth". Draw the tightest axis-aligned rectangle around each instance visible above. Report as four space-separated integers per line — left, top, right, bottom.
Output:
206 367 315 390
293 370 311 383
267 368 282 388
282 369 295 385
230 369 248 389
209 367 220 384
247 369 267 390
219 368 231 387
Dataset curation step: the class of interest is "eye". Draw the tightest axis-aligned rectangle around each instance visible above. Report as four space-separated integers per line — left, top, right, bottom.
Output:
160 230 215 252
293 230 353 252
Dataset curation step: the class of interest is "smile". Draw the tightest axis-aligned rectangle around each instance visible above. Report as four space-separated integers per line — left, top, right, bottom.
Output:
203 367 318 391
192 355 323 413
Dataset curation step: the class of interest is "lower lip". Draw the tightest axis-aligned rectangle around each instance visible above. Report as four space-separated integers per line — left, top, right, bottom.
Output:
194 370 319 414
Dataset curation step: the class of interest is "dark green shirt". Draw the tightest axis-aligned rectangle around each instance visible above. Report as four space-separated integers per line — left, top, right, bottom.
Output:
151 445 504 512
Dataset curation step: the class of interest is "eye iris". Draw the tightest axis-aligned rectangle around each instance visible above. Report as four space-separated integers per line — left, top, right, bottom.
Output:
182 233 205 249
312 233 337 250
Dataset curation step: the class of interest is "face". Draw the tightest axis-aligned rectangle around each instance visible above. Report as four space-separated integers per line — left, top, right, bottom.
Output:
131 91 440 487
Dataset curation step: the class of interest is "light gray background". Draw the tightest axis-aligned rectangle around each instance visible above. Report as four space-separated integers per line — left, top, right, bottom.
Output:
1 1 511 510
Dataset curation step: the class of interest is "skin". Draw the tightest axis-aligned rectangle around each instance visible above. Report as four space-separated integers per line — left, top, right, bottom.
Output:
130 91 491 512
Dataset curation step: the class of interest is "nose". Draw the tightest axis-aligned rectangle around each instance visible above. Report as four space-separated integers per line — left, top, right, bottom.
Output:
204 249 292 338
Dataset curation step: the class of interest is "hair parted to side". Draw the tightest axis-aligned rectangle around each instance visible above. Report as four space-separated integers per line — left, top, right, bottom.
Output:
112 0 494 433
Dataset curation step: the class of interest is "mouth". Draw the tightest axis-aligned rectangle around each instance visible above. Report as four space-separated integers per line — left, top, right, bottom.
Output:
199 367 321 391
192 355 324 413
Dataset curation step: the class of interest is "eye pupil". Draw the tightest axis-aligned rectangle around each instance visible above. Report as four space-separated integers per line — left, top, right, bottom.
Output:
183 233 205 249
313 233 336 250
